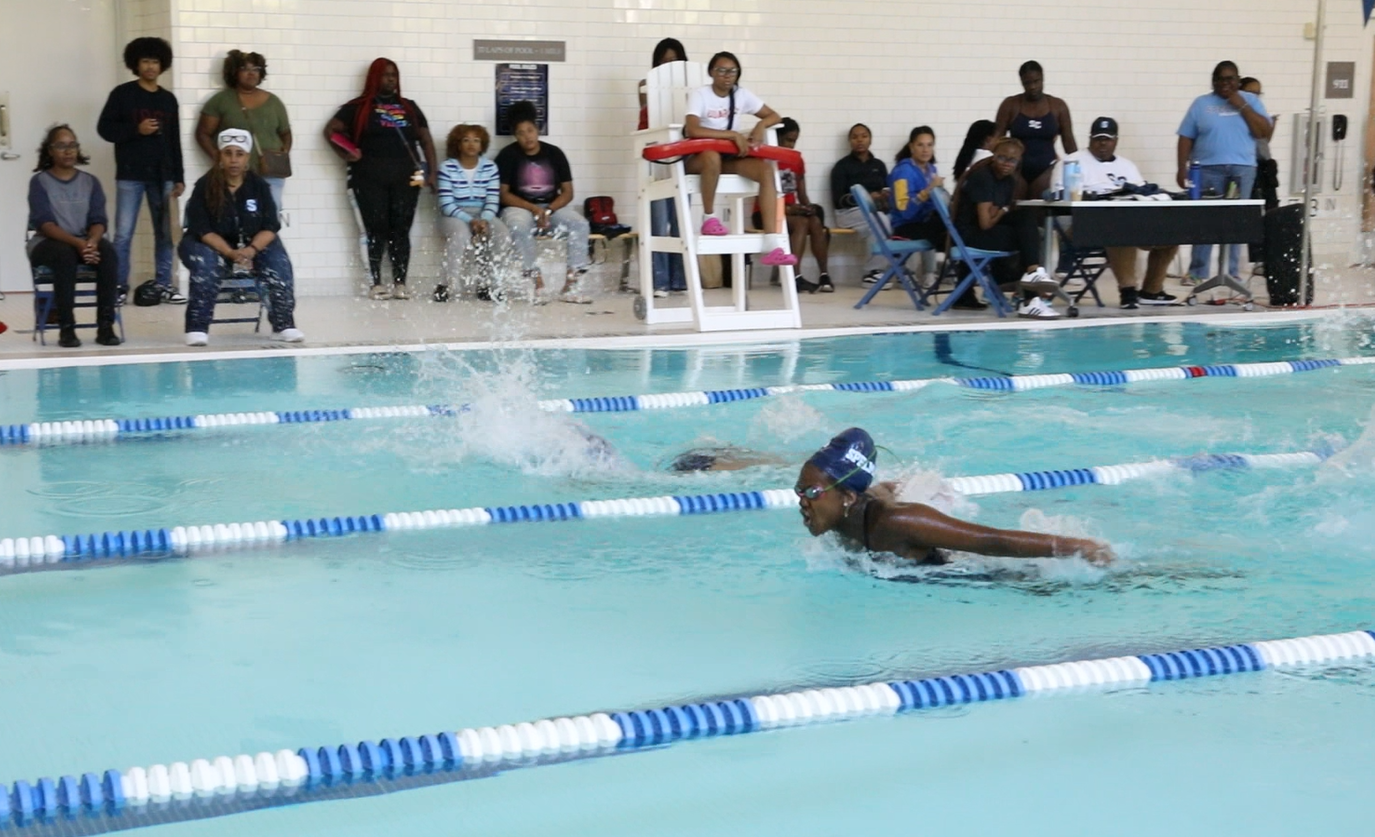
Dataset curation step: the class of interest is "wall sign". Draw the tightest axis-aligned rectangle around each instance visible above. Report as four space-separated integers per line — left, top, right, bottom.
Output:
1326 61 1355 99
475 40 565 63
495 63 549 135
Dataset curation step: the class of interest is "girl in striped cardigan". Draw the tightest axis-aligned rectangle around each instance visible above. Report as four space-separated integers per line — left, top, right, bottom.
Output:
434 124 513 301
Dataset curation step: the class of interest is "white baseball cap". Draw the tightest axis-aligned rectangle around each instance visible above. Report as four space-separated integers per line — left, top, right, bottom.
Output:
217 129 252 153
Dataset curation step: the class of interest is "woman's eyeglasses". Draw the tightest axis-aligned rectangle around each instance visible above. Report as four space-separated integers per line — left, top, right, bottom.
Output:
994 154 1021 165
712 67 740 77
50 143 80 152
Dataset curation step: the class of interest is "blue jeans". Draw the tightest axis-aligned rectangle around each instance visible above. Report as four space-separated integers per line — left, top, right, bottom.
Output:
1188 164 1257 279
264 177 286 212
178 237 296 334
651 198 685 291
114 180 175 290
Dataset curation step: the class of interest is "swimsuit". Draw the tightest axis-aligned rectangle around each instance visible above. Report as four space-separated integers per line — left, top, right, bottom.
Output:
1010 107 1059 183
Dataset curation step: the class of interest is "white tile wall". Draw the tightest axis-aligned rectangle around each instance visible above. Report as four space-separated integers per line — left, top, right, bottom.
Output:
144 0 1375 294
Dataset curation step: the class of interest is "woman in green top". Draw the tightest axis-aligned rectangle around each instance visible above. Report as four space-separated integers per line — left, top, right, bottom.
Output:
195 50 292 208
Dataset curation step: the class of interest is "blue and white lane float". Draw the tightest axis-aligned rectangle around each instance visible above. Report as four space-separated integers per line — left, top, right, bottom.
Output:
0 448 1329 569
4 628 1373 832
2 356 1371 447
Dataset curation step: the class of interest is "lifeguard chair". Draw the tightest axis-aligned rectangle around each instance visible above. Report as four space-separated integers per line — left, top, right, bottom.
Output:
632 61 801 331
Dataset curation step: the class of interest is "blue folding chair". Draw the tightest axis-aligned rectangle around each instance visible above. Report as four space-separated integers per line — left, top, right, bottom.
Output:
927 187 1015 317
28 230 124 345
849 184 932 311
1052 217 1108 308
211 273 265 331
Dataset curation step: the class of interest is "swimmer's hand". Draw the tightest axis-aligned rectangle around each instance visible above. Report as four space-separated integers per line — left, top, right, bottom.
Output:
1074 539 1114 566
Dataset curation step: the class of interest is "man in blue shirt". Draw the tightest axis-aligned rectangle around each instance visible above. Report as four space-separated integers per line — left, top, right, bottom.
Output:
1176 60 1272 282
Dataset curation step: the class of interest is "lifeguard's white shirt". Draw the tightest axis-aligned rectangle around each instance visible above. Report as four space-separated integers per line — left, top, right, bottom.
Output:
1051 149 1145 195
685 85 765 131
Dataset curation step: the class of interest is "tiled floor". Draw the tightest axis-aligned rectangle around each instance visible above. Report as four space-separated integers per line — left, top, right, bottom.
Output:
3 262 1372 362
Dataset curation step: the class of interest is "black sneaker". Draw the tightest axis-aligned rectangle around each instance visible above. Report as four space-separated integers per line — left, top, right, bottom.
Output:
160 286 188 305
951 289 988 310
861 269 882 285
433 284 451 303
795 276 819 294
1137 289 1179 306
1119 287 1139 310
58 327 81 348
95 325 122 346
817 273 835 293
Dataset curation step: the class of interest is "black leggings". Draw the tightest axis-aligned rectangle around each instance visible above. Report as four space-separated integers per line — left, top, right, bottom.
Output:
28 238 118 327
959 210 1041 285
352 178 420 285
892 216 946 245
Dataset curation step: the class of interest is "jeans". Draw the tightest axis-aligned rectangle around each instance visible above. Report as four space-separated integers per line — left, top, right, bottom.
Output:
502 205 590 272
1188 164 1257 279
651 198 685 291
114 180 175 290
440 215 512 292
178 237 296 334
264 177 286 213
29 238 119 327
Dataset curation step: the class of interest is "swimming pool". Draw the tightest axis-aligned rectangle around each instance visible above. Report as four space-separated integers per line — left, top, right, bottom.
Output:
3 317 1375 835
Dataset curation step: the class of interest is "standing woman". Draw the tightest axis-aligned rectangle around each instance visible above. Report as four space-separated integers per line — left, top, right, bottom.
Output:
179 129 302 346
683 51 796 267
324 58 438 300
830 123 890 285
638 38 688 297
196 50 293 211
26 125 121 347
993 61 1076 196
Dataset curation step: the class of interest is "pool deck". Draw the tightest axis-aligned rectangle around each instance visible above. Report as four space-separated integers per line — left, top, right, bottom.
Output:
2 263 1372 365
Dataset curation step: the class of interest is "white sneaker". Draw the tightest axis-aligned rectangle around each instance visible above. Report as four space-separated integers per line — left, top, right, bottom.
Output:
185 331 209 347
1020 266 1057 291
652 289 669 298
1017 297 1062 319
272 328 305 343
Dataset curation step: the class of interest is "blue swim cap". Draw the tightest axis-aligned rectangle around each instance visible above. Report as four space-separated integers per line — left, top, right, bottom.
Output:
806 428 876 493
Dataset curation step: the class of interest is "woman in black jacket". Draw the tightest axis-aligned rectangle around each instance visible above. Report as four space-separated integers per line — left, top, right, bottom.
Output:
178 129 302 346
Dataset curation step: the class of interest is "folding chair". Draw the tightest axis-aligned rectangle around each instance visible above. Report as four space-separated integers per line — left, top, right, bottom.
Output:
1052 217 1108 308
28 231 124 345
210 273 266 331
927 188 1015 317
850 184 932 311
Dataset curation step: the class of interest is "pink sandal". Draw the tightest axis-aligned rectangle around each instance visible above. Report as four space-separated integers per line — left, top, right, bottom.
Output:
700 217 729 236
760 247 798 267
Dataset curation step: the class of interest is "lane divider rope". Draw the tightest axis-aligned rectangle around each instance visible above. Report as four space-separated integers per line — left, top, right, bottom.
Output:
0 448 1329 571
2 356 1369 447
4 627 1372 832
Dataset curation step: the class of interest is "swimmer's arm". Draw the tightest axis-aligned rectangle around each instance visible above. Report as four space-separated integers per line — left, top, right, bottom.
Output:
895 504 1114 565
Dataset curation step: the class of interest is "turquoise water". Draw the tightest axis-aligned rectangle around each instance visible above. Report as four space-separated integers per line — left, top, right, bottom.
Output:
2 319 1374 835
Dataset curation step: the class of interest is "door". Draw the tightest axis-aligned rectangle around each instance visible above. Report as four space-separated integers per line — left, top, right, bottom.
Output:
0 0 120 292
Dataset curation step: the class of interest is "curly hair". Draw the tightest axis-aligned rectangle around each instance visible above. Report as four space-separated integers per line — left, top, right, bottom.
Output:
34 124 90 172
123 37 172 74
222 49 268 87
446 124 490 158
507 100 539 134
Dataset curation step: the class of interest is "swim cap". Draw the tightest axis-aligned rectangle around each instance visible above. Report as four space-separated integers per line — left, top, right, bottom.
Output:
806 428 876 493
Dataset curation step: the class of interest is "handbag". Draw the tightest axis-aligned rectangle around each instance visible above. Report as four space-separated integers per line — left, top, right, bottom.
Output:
240 100 292 178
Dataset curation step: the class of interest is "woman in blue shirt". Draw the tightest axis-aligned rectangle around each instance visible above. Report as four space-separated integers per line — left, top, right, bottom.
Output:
888 126 945 244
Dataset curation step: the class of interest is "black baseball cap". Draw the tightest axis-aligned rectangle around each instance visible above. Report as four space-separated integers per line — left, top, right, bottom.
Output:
1090 117 1118 138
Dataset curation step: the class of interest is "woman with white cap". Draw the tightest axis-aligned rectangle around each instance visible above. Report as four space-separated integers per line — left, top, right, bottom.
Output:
178 128 303 346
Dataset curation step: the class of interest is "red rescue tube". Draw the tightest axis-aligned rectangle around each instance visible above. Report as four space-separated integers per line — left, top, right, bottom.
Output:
641 138 803 168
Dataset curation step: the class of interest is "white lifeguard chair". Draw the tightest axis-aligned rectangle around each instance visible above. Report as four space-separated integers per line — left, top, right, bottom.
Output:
632 61 801 331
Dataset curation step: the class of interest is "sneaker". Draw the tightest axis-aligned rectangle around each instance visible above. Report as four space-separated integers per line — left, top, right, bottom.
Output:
58 327 81 348
185 331 209 347
861 269 883 285
272 328 305 343
116 288 128 307
433 284 451 303
1119 287 1139 310
95 325 121 346
760 247 798 267
1017 296 1062 319
391 283 410 300
652 289 669 299
368 284 392 300
817 273 835 293
1019 266 1057 293
795 276 819 294
159 286 188 305
700 216 729 236
1179 275 1201 287
952 292 988 310
1137 289 1179 306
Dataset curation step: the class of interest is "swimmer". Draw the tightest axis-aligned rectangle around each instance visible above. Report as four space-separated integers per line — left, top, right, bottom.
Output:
668 445 784 473
795 428 1114 566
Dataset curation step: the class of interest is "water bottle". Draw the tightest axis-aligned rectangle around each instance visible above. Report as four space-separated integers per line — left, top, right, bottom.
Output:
1064 160 1082 202
1188 161 1202 200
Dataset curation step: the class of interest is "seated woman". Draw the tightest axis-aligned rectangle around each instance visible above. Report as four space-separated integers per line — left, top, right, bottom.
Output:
953 138 1060 318
756 118 830 293
495 100 588 301
994 61 1077 197
796 428 1112 566
434 124 510 302
26 125 121 348
887 126 945 293
830 123 890 285
683 51 796 268
178 129 303 346
952 119 997 181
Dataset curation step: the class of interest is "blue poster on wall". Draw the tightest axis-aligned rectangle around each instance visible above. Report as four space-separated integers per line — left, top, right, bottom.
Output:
495 63 549 135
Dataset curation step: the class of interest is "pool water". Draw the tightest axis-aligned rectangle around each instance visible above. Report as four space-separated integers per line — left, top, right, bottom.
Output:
2 318 1374 835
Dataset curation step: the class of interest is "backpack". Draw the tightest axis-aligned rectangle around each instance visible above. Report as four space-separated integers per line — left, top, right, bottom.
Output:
133 279 164 307
584 196 631 238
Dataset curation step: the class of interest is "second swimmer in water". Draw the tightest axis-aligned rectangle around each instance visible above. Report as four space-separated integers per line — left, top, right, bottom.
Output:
795 427 1113 566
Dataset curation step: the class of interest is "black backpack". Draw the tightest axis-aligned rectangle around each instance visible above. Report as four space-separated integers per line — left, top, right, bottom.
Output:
133 280 163 307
